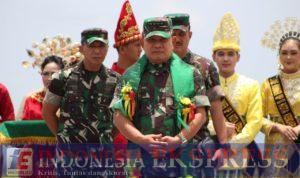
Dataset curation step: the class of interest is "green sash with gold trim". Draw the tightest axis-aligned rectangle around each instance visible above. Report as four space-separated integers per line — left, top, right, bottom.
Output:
268 75 298 127
0 120 56 144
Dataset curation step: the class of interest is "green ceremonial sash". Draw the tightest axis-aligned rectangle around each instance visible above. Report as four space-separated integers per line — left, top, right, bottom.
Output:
0 120 56 144
112 52 195 130
268 75 298 127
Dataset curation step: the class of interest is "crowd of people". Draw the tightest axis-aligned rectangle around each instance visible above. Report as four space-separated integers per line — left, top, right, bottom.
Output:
0 1 299 177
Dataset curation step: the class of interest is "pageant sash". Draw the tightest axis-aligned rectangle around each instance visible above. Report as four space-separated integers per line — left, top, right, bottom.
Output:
269 75 300 174
268 75 298 127
222 96 244 133
222 96 263 176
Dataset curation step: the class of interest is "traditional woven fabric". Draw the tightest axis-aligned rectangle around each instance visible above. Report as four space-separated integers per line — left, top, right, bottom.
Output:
0 120 55 144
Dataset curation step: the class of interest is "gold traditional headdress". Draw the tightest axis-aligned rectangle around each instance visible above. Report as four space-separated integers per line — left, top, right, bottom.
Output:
213 12 240 52
261 17 300 51
22 34 83 69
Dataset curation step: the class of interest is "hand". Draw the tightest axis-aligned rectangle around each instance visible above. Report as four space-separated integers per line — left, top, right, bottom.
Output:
293 125 300 137
212 148 224 168
275 124 298 141
225 122 236 138
139 134 168 158
159 135 181 150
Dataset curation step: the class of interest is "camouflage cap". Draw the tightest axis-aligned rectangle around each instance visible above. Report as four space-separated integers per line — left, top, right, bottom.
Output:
81 28 109 45
143 17 172 39
164 13 190 32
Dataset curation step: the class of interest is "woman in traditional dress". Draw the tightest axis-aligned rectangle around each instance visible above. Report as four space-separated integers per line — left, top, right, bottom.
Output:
18 55 64 120
17 35 82 120
261 17 300 177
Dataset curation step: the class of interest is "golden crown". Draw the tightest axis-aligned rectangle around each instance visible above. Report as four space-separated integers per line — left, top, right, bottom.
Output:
213 12 240 52
22 34 83 69
261 17 300 51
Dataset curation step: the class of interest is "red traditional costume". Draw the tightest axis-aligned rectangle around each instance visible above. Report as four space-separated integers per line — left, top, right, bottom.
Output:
19 35 82 121
112 1 141 177
112 0 141 144
111 0 141 75
21 90 45 120
0 83 15 123
111 62 126 75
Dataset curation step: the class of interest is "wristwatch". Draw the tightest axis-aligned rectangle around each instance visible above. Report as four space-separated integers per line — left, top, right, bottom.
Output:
178 132 188 145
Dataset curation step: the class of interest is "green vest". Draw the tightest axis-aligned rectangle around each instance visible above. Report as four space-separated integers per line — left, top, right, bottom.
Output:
112 53 195 133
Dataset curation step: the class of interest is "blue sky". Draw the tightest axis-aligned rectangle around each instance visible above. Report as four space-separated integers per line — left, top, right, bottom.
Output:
1 0 299 142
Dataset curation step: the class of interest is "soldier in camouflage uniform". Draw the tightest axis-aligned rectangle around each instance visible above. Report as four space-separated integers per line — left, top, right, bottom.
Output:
164 13 229 176
43 28 119 144
43 28 119 177
111 17 210 177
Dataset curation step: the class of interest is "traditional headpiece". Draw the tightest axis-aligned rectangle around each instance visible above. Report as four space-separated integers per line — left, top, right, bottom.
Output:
113 0 141 48
261 17 300 51
22 34 83 69
212 12 240 52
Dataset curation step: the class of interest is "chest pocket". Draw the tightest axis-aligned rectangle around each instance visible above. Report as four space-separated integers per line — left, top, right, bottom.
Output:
97 79 116 106
137 86 152 116
62 74 84 114
96 94 113 108
63 72 80 98
165 92 176 117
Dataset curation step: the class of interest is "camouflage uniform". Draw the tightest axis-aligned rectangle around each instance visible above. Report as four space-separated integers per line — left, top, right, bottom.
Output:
183 51 223 101
181 50 225 177
111 58 210 177
112 61 209 137
48 61 120 144
182 50 224 141
164 13 225 177
111 16 211 177
112 59 209 136
143 62 209 134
